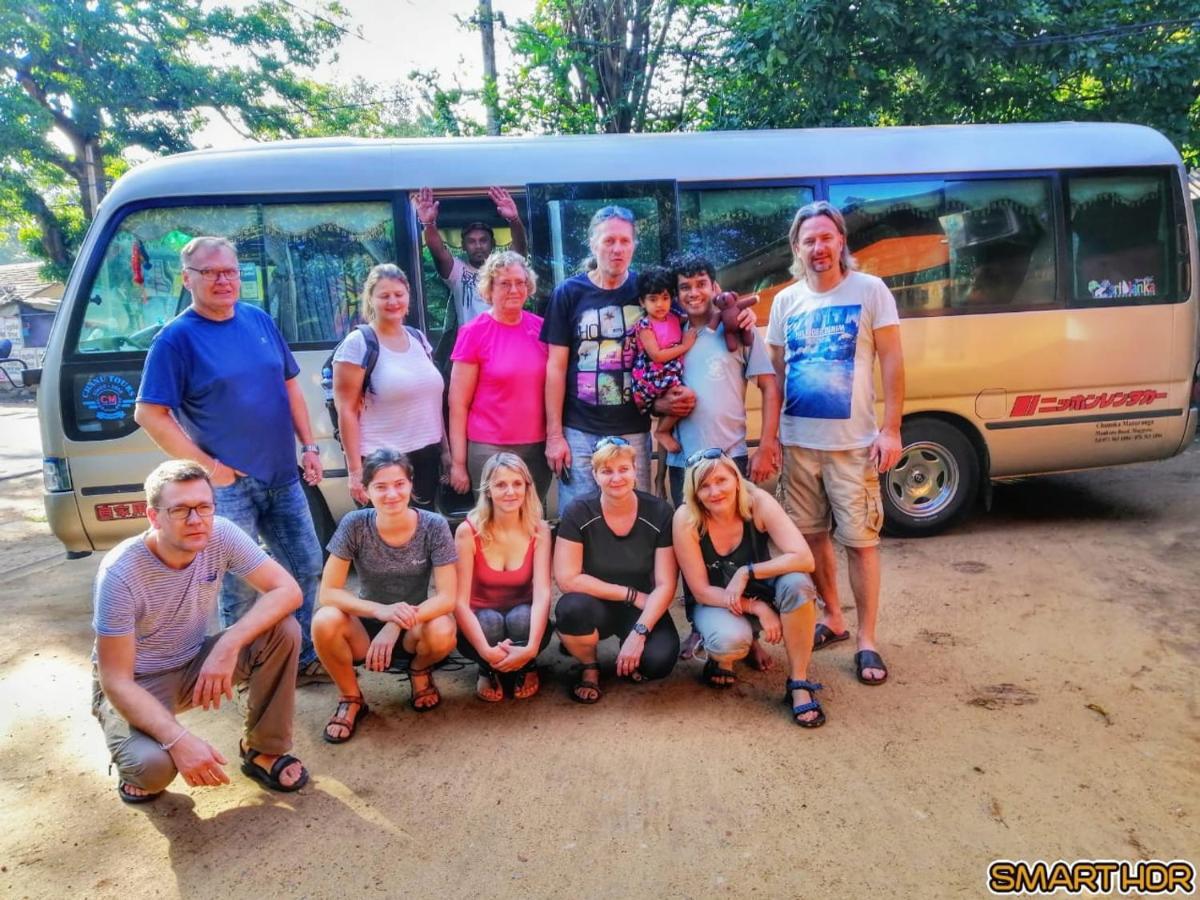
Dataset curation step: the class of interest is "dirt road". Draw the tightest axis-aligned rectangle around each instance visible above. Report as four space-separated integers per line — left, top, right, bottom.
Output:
1 436 1197 898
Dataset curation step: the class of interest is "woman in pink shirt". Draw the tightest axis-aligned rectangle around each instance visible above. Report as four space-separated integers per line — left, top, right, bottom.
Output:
448 251 552 504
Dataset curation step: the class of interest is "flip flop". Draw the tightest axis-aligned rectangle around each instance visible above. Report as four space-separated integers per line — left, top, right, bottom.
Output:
813 623 850 651
854 649 889 686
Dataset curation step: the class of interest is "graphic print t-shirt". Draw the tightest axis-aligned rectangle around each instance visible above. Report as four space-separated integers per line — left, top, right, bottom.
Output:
540 271 649 435
766 271 900 450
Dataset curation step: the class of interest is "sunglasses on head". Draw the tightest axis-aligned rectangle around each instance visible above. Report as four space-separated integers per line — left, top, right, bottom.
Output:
685 447 727 468
593 436 631 451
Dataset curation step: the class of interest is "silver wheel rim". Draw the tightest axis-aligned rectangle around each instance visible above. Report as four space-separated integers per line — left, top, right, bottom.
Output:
886 440 960 519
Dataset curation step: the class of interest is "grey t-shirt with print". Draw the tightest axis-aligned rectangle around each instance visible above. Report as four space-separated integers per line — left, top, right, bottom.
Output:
326 508 457 604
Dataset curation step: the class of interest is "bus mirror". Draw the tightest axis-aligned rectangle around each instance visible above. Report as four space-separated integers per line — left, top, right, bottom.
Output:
22 368 41 387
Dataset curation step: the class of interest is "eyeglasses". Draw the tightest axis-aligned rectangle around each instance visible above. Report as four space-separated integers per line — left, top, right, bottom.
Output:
593 436 631 451
685 447 727 468
185 266 240 284
157 503 216 522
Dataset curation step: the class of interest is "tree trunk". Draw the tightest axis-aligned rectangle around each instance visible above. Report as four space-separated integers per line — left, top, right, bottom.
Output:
478 0 501 135
20 188 71 272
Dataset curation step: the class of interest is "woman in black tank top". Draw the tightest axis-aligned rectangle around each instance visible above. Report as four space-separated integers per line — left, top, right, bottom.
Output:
673 450 827 727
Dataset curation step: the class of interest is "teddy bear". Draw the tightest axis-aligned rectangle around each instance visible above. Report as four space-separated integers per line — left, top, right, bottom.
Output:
710 291 759 352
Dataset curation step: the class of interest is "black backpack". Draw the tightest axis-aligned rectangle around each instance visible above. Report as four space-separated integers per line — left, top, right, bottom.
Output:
321 323 431 443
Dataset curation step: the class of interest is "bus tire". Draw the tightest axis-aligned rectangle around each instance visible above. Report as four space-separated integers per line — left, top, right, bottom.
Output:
303 482 336 558
881 418 979 537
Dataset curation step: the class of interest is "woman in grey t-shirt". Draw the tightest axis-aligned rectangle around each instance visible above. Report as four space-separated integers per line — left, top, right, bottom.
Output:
311 449 458 743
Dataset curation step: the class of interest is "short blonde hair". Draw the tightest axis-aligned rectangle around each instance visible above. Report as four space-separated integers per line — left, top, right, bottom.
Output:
179 236 237 269
468 453 543 543
681 454 753 536
360 263 411 323
477 250 537 302
144 459 211 509
590 440 637 473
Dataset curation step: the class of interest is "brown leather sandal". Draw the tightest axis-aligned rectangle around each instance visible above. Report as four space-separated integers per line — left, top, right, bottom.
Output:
409 666 441 712
323 695 369 744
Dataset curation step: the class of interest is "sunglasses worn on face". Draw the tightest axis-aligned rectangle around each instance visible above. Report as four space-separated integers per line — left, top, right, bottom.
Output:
685 447 726 468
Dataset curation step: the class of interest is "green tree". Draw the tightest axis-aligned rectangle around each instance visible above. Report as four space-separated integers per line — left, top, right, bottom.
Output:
705 1 1200 164
502 0 726 133
0 0 350 274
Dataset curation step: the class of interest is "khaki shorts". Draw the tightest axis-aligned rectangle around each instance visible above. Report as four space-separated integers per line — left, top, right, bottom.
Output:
781 445 883 548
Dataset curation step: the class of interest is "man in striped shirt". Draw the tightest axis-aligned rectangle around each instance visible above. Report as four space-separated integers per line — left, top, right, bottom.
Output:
92 460 310 803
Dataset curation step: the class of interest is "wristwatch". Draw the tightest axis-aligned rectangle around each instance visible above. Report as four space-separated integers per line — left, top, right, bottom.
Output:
301 443 319 454
632 623 650 639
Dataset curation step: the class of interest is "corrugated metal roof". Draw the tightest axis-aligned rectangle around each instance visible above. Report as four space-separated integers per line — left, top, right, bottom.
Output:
0 262 53 301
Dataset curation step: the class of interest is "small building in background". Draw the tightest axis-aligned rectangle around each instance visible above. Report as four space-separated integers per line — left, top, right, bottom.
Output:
0 262 64 369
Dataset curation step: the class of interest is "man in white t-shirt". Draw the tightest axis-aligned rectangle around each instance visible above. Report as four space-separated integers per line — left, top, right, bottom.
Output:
766 201 905 687
414 186 528 328
92 460 309 803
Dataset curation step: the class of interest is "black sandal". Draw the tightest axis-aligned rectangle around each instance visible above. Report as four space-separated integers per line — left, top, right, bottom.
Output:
570 662 602 704
323 695 369 744
118 781 162 804
854 649 889 686
239 741 310 792
702 657 736 689
783 678 826 728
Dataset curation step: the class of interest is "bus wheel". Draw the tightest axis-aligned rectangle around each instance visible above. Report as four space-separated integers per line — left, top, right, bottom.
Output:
882 419 979 537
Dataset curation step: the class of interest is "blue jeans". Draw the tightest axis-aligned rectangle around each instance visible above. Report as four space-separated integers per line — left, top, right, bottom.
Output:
558 427 652 517
214 475 322 667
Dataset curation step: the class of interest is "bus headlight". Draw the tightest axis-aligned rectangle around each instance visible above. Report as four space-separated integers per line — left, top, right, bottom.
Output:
43 458 73 492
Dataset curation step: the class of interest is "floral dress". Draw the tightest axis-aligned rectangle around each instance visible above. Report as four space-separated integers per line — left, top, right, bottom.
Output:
631 312 688 411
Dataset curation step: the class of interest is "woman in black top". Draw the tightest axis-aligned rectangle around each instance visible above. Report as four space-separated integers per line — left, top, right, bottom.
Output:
554 437 679 703
673 449 825 727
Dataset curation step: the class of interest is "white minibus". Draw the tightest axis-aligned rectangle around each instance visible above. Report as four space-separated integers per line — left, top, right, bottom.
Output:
31 123 1199 554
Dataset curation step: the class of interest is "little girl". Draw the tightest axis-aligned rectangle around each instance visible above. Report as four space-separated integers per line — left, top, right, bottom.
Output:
631 266 697 453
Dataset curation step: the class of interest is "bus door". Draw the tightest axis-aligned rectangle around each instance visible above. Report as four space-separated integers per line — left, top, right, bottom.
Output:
524 180 680 304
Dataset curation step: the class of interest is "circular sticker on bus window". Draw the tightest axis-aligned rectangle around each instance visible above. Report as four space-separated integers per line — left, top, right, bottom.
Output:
81 374 137 421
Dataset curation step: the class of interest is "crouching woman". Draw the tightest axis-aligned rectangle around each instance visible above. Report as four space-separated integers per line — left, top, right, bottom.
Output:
454 453 553 701
312 449 458 743
673 449 825 727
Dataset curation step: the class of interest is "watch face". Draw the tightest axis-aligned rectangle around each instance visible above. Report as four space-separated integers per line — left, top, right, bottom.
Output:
634 624 649 637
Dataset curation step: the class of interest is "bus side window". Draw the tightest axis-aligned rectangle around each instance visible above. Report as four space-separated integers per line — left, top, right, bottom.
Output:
679 185 814 325
259 201 395 343
830 177 1057 315
414 190 527 366
1068 173 1172 303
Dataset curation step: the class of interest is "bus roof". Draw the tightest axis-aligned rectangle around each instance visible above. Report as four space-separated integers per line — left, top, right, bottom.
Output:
100 122 1182 214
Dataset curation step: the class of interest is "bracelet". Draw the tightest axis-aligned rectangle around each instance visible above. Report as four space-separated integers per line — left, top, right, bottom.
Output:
206 459 221 479
159 727 188 752
747 562 756 581
301 443 319 455
624 586 637 606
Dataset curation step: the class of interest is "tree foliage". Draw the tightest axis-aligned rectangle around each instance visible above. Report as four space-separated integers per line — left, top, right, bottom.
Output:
704 1 1200 165
502 0 725 133
0 0 350 273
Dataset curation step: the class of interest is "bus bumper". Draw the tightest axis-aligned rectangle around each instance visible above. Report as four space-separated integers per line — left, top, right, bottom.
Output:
44 491 94 556
1180 407 1198 453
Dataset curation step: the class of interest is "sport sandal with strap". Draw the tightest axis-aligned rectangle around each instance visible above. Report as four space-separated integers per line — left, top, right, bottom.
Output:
408 665 442 712
239 741 310 792
323 695 369 744
783 678 826 728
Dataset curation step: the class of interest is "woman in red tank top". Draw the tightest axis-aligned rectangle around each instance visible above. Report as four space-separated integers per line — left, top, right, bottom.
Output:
454 452 552 701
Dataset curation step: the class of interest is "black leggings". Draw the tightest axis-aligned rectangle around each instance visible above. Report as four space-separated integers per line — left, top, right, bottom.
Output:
555 592 679 680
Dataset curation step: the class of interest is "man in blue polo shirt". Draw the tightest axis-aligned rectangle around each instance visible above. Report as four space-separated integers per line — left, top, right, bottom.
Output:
135 236 326 682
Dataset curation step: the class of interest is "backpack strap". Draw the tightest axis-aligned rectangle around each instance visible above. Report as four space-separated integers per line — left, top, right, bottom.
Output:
356 323 380 395
405 324 434 361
